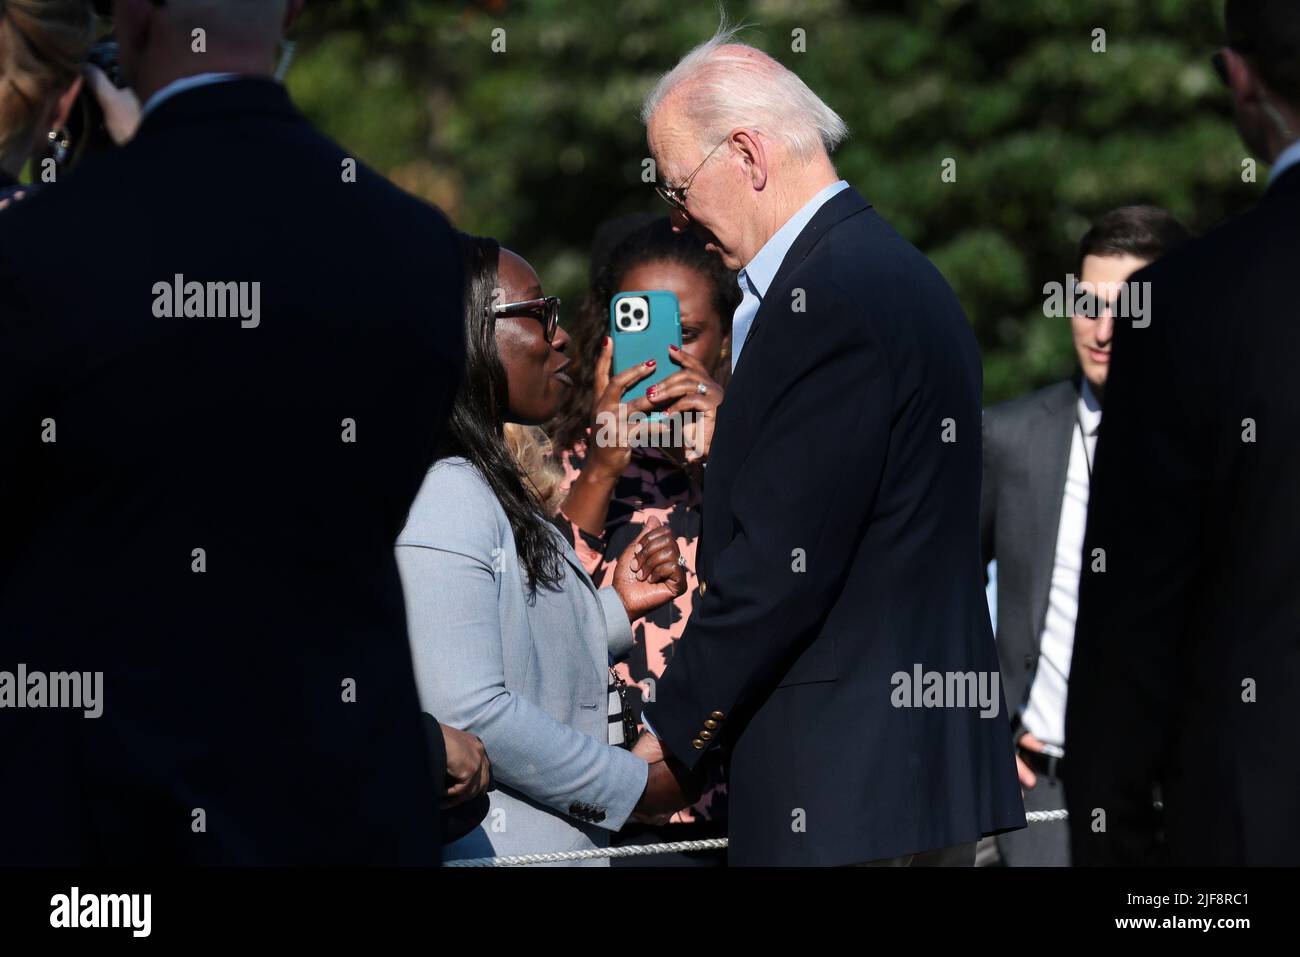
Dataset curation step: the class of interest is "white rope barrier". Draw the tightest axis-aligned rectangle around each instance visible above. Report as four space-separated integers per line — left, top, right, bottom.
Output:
445 837 730 867
445 810 1068 866
1024 808 1069 823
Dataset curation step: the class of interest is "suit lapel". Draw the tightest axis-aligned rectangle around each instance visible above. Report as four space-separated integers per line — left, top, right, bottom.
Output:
1027 381 1079 646
735 186 872 373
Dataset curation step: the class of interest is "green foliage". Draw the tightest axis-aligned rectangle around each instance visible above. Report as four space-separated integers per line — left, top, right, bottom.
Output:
291 0 1255 402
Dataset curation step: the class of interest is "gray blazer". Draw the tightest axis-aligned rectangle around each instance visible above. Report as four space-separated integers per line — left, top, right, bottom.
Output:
980 378 1079 726
396 456 648 865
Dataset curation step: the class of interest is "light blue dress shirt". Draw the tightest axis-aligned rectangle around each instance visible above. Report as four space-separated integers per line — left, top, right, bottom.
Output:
141 73 243 118
730 179 850 372
641 179 851 743
1269 138 1300 186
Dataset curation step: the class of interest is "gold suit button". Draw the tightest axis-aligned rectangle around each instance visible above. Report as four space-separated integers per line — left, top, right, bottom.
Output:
692 738 705 750
709 711 725 721
703 719 718 730
699 730 714 741
699 581 708 595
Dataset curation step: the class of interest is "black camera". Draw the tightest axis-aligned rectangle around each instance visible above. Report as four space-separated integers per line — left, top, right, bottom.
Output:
47 38 124 172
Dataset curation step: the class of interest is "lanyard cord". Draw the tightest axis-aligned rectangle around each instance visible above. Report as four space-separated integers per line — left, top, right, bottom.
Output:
1075 409 1094 483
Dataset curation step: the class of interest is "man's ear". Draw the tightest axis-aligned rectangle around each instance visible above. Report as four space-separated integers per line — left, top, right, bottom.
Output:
49 75 85 133
1224 47 1262 106
285 0 306 32
732 128 767 191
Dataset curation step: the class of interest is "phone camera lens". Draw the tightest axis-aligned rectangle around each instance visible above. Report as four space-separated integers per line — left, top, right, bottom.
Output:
633 308 644 320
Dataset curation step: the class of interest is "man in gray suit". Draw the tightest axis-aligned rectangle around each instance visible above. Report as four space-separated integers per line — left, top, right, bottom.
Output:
981 206 1190 865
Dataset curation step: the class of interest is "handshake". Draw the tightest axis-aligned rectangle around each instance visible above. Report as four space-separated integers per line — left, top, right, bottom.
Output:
630 731 705 824
438 726 704 828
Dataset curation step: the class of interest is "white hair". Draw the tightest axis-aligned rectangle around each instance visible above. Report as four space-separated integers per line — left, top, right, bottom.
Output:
640 19 849 161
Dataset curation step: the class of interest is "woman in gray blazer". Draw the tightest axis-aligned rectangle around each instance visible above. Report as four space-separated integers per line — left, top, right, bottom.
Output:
397 234 692 865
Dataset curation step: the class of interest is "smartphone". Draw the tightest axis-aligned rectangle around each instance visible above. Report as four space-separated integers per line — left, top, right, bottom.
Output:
610 290 682 412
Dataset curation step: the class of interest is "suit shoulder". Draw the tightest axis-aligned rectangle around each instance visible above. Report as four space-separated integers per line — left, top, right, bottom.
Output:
820 207 949 290
985 380 1074 430
1134 194 1282 293
398 457 507 556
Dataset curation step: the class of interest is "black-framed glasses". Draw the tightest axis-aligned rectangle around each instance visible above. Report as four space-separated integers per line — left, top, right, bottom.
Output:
654 135 731 215
492 296 561 342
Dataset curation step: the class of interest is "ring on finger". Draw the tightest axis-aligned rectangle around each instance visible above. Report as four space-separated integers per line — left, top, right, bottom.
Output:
696 382 708 395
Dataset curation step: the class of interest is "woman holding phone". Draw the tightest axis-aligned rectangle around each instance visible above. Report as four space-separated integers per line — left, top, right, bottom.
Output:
547 216 741 864
396 233 693 865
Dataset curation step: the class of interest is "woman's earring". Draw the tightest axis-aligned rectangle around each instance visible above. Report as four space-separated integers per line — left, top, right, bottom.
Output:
47 128 71 166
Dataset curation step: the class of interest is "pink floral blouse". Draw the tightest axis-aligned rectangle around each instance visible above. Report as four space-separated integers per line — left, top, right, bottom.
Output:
556 438 726 824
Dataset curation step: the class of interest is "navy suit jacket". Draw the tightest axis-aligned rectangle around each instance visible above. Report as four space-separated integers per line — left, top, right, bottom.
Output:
0 78 462 864
644 186 1024 865
1067 167 1300 866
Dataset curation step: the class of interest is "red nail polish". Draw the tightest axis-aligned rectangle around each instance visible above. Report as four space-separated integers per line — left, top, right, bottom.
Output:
668 344 679 351
646 359 656 368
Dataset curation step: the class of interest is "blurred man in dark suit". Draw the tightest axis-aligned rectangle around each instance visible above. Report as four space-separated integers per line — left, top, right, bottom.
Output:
0 0 484 864
632 26 1025 866
1067 0 1300 865
982 206 1190 866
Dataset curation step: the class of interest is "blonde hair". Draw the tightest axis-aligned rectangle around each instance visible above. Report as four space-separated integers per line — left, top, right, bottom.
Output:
0 0 96 170
503 424 566 517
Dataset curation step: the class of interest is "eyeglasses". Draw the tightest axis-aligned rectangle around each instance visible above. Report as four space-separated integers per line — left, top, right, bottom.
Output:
654 135 731 215
492 296 561 343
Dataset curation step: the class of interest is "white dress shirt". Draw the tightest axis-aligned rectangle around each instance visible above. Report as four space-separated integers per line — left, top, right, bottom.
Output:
1020 379 1102 750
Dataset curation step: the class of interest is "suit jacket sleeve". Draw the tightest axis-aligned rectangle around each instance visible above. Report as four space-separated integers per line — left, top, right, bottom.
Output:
421 711 449 798
645 279 893 769
1066 264 1211 864
396 468 648 831
598 586 635 661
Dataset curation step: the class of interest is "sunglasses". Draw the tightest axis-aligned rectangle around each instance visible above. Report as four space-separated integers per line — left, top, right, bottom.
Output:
492 296 561 343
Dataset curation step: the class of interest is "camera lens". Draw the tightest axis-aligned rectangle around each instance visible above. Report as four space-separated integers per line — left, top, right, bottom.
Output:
619 301 630 313
633 308 644 320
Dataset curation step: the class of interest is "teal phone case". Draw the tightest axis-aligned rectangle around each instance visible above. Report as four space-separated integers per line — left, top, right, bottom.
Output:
610 290 682 406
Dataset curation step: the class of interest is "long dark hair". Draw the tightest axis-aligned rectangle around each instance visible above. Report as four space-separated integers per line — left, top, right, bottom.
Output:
440 232 564 592
550 217 741 454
